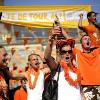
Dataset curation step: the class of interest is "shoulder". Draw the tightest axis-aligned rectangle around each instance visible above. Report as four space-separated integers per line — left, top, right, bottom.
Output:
92 47 100 54
85 25 96 31
14 89 20 95
72 47 81 54
40 67 51 76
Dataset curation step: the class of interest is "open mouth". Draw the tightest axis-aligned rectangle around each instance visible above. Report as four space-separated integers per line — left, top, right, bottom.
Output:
65 57 71 63
35 62 39 66
65 57 70 61
87 42 89 45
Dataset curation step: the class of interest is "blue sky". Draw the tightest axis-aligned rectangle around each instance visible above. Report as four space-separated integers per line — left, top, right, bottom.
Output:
4 0 100 5
4 0 100 21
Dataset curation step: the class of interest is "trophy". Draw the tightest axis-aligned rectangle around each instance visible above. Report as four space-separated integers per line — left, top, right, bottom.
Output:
53 15 65 40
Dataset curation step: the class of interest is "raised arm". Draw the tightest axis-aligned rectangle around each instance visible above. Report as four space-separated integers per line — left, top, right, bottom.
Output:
44 26 74 69
78 14 85 31
44 30 58 70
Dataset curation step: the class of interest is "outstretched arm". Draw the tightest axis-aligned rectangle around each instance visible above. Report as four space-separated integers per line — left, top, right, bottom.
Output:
6 68 26 80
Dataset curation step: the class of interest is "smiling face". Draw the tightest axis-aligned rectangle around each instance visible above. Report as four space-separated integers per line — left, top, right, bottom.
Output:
28 54 40 69
60 45 73 64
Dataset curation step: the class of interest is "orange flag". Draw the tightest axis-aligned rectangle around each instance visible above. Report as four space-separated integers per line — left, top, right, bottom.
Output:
23 38 28 45
6 37 12 44
35 38 42 43
28 27 32 32
4 23 11 30
15 31 20 37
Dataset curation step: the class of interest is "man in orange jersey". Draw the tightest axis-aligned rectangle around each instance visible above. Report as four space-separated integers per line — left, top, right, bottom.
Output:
73 35 100 100
78 11 100 47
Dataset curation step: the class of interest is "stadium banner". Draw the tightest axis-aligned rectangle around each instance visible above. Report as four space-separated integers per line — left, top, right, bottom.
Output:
0 5 91 28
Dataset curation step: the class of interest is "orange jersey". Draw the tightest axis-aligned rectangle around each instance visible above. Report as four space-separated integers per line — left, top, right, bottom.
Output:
73 47 100 85
84 25 100 47
14 88 27 100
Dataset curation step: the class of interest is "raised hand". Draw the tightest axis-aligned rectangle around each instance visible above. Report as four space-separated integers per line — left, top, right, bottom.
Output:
79 13 83 19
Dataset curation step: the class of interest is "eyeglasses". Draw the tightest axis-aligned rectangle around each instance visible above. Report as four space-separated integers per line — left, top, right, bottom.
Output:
60 50 72 54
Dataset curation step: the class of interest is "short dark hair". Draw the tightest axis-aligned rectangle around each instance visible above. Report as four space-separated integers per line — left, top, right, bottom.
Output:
87 11 97 18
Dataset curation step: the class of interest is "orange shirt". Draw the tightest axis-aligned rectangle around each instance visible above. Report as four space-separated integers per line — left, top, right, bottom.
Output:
84 25 99 47
73 47 100 85
14 88 27 100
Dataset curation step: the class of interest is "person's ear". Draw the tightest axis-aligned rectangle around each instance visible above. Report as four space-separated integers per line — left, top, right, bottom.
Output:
88 17 89 19
88 17 91 20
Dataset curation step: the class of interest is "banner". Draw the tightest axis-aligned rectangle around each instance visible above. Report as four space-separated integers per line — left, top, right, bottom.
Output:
0 5 91 28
